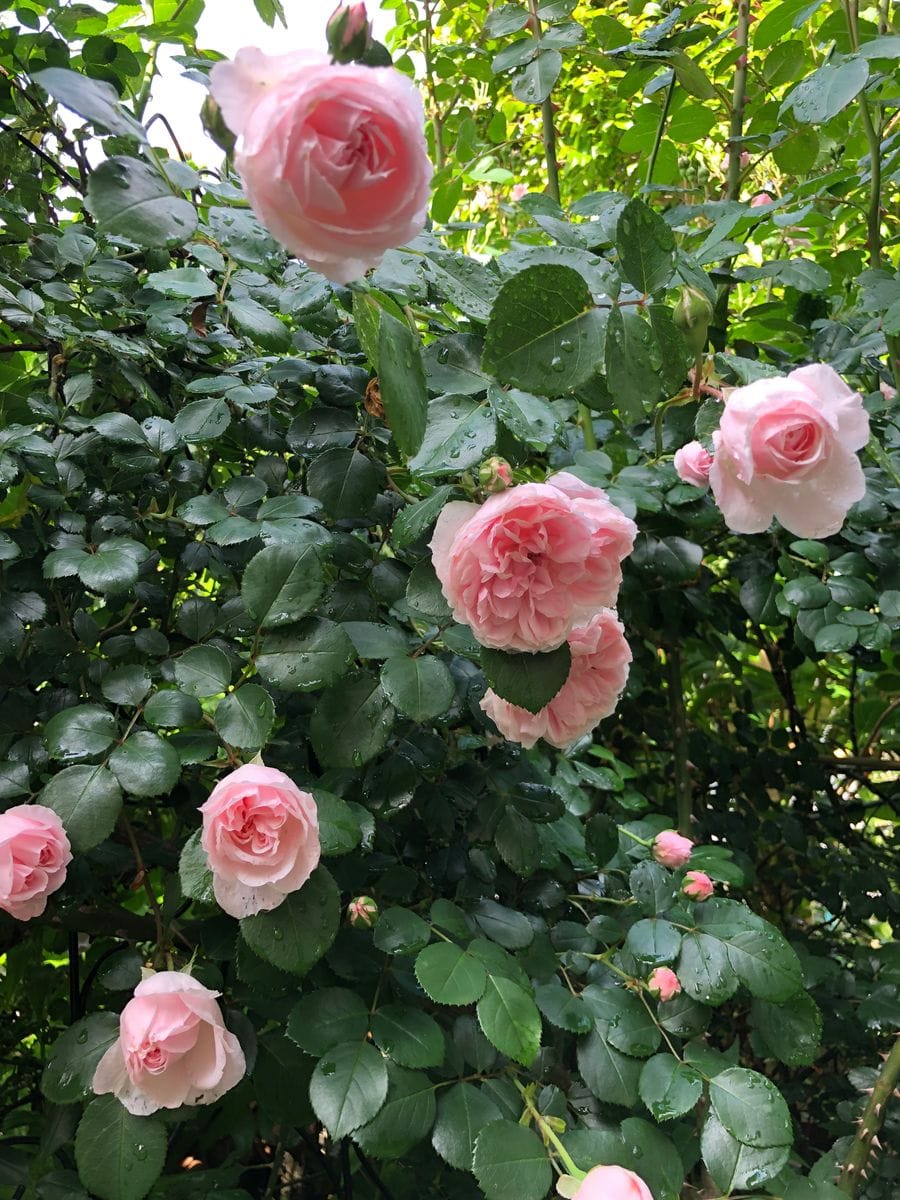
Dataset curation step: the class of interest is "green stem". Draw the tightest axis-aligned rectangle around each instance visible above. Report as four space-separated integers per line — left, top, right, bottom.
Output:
527 0 561 204
513 1080 581 1178
726 1 751 203
618 826 654 849
646 74 676 189
843 2 883 268
666 647 693 837
579 404 598 450
838 1036 900 1196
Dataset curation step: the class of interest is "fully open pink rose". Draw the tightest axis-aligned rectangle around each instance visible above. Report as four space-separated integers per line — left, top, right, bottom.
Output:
683 869 714 900
209 49 432 283
647 967 682 1002
480 610 631 749
430 474 636 652
93 972 245 1116
574 1164 653 1200
709 364 869 538
674 440 713 488
200 763 320 919
0 804 71 921
653 830 693 868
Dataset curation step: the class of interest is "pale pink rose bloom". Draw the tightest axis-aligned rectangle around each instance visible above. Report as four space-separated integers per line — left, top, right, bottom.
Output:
653 830 693 868
209 49 432 283
880 380 896 402
480 610 631 749
200 763 320 919
430 474 636 652
683 869 714 901
709 364 869 538
647 967 682 1002
674 441 713 488
574 1165 653 1200
93 972 245 1116
0 804 72 921
510 183 528 202
749 192 773 207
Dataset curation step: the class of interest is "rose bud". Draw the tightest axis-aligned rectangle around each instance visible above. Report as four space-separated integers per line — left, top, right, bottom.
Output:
683 869 714 901
647 967 682 1002
673 441 713 489
574 1164 653 1199
673 285 714 354
652 829 694 869
478 456 513 493
326 2 373 64
347 896 379 927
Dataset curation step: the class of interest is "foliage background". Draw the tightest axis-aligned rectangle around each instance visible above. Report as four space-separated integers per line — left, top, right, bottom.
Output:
0 1 897 1199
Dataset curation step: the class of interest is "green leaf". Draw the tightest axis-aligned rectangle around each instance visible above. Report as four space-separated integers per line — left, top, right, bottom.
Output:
377 312 428 456
534 981 594 1034
256 618 355 692
213 685 275 750
178 829 215 906
424 333 488 395
354 1064 437 1159
310 673 395 768
143 689 202 728
495 806 541 876
240 866 340 976
472 899 534 950
306 448 383 520
488 383 562 446
254 1033 313 1126
242 544 325 629
380 655 456 721
476 976 541 1065
433 1082 502 1170
173 645 231 698
782 57 870 125
616 198 676 294
511 47 562 103
480 643 571 714
393 486 456 549
42 1014 120 1104
814 623 858 652
420 242 501 321
173 398 231 442
317 790 362 857
287 988 369 1057
625 918 682 966
750 993 822 1066
473 1121 553 1200
678 932 738 1004
485 5 531 38
577 1030 642 1106
253 0 287 27
371 1005 445 1068
783 577 830 609
603 306 660 423
639 1053 703 1122
87 156 197 248
407 396 496 476
40 765 122 852
629 859 677 916
709 1067 792 1148
583 986 660 1057
406 559 452 621
75 1095 166 1200
373 907 432 955
33 68 146 140
145 268 216 299
700 1112 790 1194
101 666 152 707
309 1041 389 1140
585 813 619 867
78 540 145 594
415 942 488 1005
483 264 607 395
227 297 291 352
109 732 181 797
45 706 118 761
724 927 804 1002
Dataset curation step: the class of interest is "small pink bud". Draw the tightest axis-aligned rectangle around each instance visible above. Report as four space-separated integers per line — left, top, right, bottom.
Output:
647 967 681 1002
673 441 713 488
347 895 378 928
749 191 773 208
510 183 528 202
326 2 372 63
478 456 513 493
652 830 693 869
682 870 714 901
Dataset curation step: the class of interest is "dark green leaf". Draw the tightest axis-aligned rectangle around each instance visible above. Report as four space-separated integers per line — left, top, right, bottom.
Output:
240 867 340 976
309 1041 388 1140
481 643 571 714
40 765 122 852
378 312 427 456
75 1096 166 1200
87 156 197 248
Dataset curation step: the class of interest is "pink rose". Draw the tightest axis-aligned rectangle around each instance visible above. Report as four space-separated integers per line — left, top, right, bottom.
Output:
674 440 713 488
574 1165 653 1200
200 763 320 920
209 49 432 283
709 364 869 538
480 610 631 749
647 967 682 1002
430 473 636 652
683 869 714 901
510 183 528 202
749 192 773 207
652 830 693 868
93 972 245 1116
0 804 71 921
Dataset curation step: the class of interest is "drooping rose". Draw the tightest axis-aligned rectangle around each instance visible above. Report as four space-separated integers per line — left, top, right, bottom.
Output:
430 474 636 653
674 440 713 488
652 830 693 868
209 49 432 283
709 364 869 538
480 610 631 749
647 967 682 1002
92 972 245 1116
683 869 714 900
0 804 72 922
200 763 320 920
574 1164 654 1200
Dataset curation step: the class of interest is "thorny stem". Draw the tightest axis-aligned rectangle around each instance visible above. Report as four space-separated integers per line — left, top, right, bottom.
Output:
838 1036 900 1195
526 0 561 204
712 0 750 348
579 405 598 451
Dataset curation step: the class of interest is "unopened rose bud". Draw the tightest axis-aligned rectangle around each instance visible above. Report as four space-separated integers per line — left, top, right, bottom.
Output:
347 895 378 927
326 2 373 64
652 830 694 869
673 286 714 355
647 966 682 1002
478 456 513 493
682 869 714 901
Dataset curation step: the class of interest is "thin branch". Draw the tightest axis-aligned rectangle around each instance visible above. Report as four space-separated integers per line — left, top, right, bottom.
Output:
0 120 84 191
353 1146 395 1200
145 112 189 163
526 0 561 204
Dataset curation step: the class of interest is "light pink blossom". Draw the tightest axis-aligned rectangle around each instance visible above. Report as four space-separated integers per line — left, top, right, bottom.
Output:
653 830 693 868
0 804 71 921
674 441 713 488
430 473 636 653
93 972 245 1116
574 1164 653 1200
480 610 631 749
647 967 682 1002
200 763 320 919
209 49 432 283
709 364 869 538
683 869 714 901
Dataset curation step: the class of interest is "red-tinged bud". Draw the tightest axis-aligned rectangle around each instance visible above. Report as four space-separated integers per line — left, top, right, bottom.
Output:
347 895 378 928
326 3 373 64
478 456 513 493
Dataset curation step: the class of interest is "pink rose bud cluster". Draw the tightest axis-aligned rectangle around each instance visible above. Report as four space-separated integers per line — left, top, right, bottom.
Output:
674 440 713 489
348 895 378 927
200 763 320 919
325 2 372 63
683 869 714 900
209 48 432 283
574 1164 653 1200
93 972 245 1115
652 829 693 869
0 804 72 921
647 966 682 1002
430 472 637 749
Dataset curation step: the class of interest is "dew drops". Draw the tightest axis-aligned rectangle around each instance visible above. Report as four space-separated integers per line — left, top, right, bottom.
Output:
76 1029 89 1044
